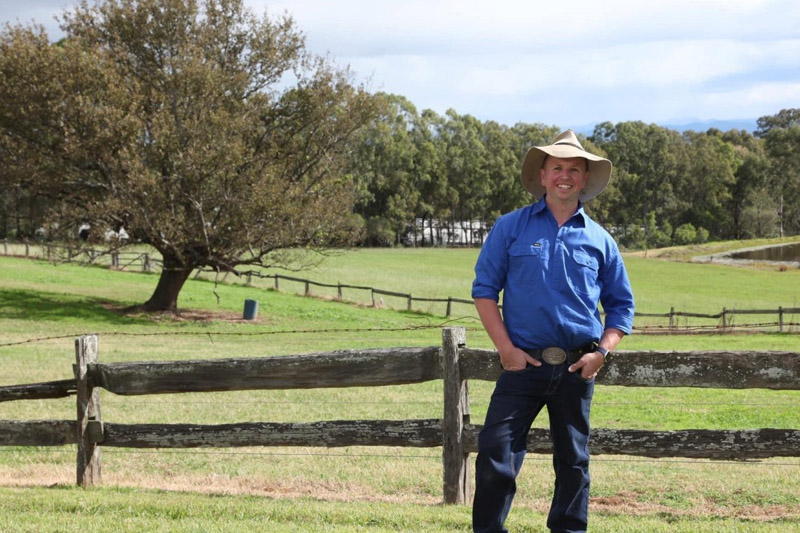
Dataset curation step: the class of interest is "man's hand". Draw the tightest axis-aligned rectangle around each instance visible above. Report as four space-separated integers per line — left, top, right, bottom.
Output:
568 350 605 380
499 346 541 371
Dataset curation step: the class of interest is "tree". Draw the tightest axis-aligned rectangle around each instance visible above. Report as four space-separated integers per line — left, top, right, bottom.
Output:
740 187 780 238
713 129 768 238
350 93 419 246
0 0 379 311
755 108 800 137
762 126 800 236
440 110 489 243
591 121 687 240
410 109 454 246
679 131 736 238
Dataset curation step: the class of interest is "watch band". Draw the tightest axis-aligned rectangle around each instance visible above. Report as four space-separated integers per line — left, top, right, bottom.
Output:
595 346 609 360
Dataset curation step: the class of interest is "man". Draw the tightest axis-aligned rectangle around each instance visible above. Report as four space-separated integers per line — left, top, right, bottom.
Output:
471 129 635 533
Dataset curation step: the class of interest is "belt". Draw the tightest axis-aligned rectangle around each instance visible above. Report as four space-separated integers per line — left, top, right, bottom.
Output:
525 342 597 365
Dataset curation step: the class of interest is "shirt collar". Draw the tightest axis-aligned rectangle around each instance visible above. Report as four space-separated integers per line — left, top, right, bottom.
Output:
532 195 588 227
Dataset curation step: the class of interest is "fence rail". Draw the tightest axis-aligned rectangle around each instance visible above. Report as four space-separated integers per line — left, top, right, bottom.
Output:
2 239 798 333
1 329 798 504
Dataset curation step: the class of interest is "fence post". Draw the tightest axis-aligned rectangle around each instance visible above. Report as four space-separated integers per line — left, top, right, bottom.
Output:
446 297 453 317
407 295 413 312
722 307 728 331
304 280 311 297
75 334 101 487
337 282 343 301
274 275 279 291
669 307 675 330
442 326 470 505
779 306 784 333
143 253 151 272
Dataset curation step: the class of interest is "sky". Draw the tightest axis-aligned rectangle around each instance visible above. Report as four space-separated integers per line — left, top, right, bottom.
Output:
2 0 799 131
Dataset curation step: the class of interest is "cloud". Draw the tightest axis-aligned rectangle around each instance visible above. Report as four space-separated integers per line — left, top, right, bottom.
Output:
3 0 799 126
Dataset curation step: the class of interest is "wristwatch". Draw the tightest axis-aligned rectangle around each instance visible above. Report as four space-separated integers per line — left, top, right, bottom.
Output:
595 346 609 360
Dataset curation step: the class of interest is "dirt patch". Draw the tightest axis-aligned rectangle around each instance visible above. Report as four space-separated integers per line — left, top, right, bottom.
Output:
2 469 797 521
98 301 265 324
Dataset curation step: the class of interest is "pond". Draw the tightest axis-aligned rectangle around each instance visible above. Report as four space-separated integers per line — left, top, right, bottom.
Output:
728 242 800 262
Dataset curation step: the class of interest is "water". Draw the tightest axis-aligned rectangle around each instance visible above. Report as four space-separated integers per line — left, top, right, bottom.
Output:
728 242 800 262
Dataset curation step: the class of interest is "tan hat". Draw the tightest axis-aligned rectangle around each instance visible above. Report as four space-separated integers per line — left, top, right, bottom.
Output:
520 129 612 201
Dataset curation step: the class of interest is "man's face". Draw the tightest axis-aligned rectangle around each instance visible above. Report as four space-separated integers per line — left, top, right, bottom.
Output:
539 156 589 204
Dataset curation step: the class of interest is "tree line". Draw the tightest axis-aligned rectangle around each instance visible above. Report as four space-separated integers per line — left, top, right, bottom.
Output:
5 96 798 250
349 99 800 248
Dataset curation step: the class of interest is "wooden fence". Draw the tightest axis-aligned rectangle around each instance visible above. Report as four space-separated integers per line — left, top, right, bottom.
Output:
1 328 799 504
3 239 799 331
1 239 158 272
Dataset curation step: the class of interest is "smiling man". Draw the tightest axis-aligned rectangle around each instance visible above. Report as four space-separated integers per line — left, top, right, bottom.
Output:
471 130 635 533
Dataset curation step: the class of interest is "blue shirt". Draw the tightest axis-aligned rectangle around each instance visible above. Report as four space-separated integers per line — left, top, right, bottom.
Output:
472 196 635 350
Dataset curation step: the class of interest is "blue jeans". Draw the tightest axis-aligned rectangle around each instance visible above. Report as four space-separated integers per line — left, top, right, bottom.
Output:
472 360 594 533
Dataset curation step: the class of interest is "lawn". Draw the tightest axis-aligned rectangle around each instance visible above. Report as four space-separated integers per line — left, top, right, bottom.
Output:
0 245 798 532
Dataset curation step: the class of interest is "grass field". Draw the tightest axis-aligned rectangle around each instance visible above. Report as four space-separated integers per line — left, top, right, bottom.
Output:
1 244 799 532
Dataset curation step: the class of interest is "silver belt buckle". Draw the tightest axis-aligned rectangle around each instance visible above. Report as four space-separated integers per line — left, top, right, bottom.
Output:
542 346 566 365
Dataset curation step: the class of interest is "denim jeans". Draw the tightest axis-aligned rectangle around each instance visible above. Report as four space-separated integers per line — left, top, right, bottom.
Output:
472 360 594 533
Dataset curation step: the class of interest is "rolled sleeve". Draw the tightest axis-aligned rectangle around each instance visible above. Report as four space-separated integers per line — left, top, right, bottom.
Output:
599 249 635 334
472 219 509 302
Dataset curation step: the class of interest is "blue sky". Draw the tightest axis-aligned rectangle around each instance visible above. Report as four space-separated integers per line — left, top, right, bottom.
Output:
3 0 799 130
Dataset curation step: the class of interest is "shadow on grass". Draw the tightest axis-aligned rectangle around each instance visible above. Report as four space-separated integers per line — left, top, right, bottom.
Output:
0 289 152 326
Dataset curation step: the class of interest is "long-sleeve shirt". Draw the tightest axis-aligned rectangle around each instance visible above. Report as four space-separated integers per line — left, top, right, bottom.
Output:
472 196 635 350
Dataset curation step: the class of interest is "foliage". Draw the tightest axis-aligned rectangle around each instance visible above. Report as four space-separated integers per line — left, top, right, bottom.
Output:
0 0 379 311
762 125 800 237
673 223 697 245
2 1 799 277
755 107 800 137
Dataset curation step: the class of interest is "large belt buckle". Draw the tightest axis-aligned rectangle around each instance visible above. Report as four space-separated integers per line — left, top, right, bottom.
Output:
542 346 567 365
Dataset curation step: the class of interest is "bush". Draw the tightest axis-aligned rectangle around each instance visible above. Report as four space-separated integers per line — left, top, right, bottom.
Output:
673 223 697 245
364 217 395 247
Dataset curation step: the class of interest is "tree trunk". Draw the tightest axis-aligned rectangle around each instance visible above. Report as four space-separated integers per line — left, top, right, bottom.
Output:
143 255 194 311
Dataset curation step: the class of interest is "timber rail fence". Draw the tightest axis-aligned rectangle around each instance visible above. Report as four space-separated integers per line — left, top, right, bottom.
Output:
2 239 799 333
1 328 799 504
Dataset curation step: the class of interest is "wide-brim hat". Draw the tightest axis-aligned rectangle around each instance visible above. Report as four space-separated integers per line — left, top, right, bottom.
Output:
520 129 612 201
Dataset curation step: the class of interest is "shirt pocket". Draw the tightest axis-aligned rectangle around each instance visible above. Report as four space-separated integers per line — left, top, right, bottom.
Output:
566 249 600 295
508 242 545 287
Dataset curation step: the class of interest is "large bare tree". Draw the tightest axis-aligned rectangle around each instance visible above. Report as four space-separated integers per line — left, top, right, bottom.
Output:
0 0 377 311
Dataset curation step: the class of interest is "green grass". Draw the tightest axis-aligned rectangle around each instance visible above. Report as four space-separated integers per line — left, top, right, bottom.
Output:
0 484 795 532
250 245 800 333
1 245 799 531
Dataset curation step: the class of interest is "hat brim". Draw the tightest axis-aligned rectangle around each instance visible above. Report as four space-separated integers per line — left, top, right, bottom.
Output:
521 145 612 201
